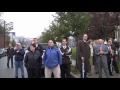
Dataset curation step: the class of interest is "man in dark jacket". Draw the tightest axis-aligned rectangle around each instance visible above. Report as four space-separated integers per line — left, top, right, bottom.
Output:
7 44 14 68
33 38 43 77
78 34 91 78
60 38 72 78
14 43 25 78
24 43 42 78
107 40 119 75
33 38 43 56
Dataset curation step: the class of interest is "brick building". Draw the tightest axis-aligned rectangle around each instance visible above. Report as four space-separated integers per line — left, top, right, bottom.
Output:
0 35 10 48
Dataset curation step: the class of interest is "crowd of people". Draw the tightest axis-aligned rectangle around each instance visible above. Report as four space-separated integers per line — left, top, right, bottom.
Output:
6 34 120 78
86 36 119 78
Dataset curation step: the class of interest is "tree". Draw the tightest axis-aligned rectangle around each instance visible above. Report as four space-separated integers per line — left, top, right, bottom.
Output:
41 12 91 42
5 36 11 47
0 13 13 37
11 39 16 47
88 12 119 40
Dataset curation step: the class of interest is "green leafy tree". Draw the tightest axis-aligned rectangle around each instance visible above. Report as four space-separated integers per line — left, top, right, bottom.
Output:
5 36 11 47
40 12 91 43
11 39 16 47
88 12 119 39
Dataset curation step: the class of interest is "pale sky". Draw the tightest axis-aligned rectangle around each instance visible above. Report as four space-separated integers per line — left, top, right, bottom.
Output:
1 12 56 38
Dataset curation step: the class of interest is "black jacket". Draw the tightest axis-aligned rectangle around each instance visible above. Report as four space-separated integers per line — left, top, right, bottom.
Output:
24 50 42 69
35 44 43 57
28 44 43 57
7 47 14 57
14 48 25 61
60 45 72 64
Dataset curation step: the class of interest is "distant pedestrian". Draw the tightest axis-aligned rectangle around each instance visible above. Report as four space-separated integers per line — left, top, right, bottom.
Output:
7 44 14 68
43 40 62 78
24 43 42 78
14 43 25 78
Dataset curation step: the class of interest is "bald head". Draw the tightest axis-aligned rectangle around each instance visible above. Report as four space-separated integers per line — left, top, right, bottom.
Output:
83 34 88 41
98 39 103 44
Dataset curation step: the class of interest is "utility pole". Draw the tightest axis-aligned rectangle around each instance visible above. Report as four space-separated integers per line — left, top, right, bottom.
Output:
4 20 5 48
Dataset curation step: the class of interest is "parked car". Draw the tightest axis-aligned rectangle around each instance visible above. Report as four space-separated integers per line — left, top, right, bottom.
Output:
0 48 7 58
3 48 7 56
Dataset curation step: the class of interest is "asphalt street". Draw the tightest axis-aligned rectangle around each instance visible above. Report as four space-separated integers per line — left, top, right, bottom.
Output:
0 56 28 78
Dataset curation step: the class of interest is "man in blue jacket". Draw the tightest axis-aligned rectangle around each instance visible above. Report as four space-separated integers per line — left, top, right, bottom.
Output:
43 40 62 78
14 43 25 78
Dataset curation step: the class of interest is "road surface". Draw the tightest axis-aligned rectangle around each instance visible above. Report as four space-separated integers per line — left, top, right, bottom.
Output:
0 56 28 78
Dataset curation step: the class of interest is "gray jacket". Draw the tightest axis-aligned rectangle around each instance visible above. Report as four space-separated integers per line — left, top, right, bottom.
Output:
95 44 108 61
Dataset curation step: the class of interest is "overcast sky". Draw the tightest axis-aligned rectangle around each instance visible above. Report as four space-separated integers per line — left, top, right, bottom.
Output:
1 12 56 38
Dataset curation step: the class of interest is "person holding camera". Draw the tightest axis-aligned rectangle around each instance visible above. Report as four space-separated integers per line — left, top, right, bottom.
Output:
14 43 25 78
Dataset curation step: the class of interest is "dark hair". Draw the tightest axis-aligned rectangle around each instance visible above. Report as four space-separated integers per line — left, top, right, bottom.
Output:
48 40 56 44
62 38 68 42
33 38 37 40
30 43 36 48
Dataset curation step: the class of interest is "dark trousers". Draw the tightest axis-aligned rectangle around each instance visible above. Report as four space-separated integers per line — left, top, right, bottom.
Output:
38 66 42 78
7 56 13 68
107 59 112 75
27 68 39 78
113 59 119 73
61 64 71 78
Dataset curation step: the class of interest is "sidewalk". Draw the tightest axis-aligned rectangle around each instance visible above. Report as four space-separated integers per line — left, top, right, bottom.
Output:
71 59 120 78
71 59 76 66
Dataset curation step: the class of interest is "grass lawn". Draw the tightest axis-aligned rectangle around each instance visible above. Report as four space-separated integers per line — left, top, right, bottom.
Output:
71 48 76 60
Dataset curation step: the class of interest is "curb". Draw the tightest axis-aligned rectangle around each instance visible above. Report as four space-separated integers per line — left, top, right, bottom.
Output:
70 72 79 78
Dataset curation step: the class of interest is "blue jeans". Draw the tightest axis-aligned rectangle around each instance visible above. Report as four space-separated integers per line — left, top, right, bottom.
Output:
15 61 24 77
